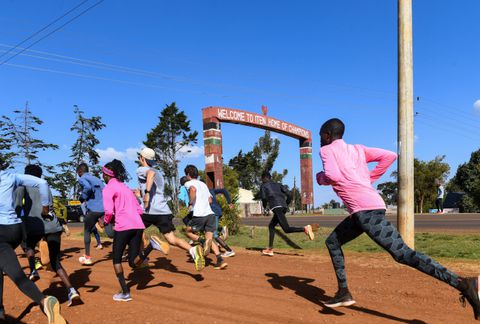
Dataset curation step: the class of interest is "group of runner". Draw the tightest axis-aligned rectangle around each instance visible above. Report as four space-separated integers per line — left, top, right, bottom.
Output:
0 118 479 322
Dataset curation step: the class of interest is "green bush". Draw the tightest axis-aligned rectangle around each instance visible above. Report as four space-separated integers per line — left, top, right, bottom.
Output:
218 195 241 235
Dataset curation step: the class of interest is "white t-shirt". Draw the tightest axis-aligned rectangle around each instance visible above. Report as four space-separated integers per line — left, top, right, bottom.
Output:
185 179 213 217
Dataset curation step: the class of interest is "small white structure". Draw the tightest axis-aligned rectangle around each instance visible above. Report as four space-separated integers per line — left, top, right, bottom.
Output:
238 188 262 218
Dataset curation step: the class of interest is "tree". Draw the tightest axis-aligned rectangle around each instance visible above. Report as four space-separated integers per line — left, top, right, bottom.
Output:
414 156 450 213
144 102 198 215
70 105 105 168
290 177 302 212
449 149 480 212
377 181 398 206
46 106 105 199
1 102 58 166
229 130 288 192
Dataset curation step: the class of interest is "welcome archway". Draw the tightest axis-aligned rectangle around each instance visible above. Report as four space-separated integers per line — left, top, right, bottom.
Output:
202 106 313 208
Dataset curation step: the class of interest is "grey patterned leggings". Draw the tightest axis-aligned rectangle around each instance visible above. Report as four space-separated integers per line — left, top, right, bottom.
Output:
325 209 460 290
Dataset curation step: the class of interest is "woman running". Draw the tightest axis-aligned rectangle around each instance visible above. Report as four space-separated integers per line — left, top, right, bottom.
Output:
101 159 147 302
0 167 66 323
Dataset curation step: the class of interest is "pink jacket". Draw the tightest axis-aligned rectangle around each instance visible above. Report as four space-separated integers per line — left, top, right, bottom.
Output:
102 178 145 231
316 139 397 214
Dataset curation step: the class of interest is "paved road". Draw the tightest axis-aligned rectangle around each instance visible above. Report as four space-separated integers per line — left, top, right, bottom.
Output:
241 213 480 233
69 213 480 233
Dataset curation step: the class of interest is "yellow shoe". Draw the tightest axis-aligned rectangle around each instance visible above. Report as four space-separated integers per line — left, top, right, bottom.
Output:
150 235 170 255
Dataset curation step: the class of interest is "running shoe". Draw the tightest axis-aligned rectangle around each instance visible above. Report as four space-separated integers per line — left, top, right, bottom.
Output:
113 292 132 302
262 248 274 256
39 240 50 265
79 255 93 265
29 270 40 281
222 250 236 258
324 289 356 308
67 289 80 307
150 235 170 255
213 259 228 270
203 238 212 255
43 296 66 324
304 225 315 241
62 224 71 237
459 276 480 320
35 259 43 270
192 245 205 271
95 244 104 250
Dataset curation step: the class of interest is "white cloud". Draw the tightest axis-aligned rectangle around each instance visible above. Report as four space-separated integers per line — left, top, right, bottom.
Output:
474 99 480 114
97 147 140 163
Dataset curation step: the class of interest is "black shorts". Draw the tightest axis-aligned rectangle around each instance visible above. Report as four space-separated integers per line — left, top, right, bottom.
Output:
142 214 176 234
188 214 216 233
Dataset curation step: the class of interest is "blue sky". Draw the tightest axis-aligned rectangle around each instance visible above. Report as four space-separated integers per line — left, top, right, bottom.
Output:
1 1 479 206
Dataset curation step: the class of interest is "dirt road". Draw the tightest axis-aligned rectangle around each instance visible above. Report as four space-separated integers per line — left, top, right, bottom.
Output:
3 229 478 323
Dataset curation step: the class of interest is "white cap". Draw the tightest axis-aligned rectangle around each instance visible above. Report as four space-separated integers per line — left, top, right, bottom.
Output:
139 147 156 161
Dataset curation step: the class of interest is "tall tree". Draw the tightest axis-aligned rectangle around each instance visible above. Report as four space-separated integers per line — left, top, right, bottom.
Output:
449 149 480 212
414 156 450 213
143 102 198 214
2 102 58 166
46 106 105 199
70 105 105 167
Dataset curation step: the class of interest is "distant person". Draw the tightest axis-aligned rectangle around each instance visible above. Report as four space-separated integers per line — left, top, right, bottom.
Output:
0 167 66 323
316 118 480 320
136 148 205 271
260 171 315 257
178 176 190 207
76 163 105 265
436 181 445 214
15 164 80 307
101 159 147 302
184 165 227 270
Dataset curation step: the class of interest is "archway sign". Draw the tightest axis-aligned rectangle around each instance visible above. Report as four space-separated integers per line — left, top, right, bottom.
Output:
202 106 314 208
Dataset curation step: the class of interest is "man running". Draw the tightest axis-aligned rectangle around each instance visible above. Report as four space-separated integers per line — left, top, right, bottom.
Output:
136 148 204 271
317 118 480 320
15 164 80 306
260 171 315 256
76 163 104 265
184 165 227 270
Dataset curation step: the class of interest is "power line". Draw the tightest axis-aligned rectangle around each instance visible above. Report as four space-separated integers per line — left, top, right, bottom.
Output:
0 0 105 67
0 0 90 60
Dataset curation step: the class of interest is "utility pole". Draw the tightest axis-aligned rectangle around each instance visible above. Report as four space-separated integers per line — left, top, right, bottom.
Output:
23 101 31 165
397 0 415 248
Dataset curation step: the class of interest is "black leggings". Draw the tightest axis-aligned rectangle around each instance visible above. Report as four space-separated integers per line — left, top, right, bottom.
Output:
268 207 304 248
83 212 104 256
436 198 443 212
0 223 44 308
26 232 62 272
325 209 460 290
112 229 143 268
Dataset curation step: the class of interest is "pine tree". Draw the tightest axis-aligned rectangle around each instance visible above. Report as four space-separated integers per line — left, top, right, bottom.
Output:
46 105 105 199
143 102 198 215
2 102 58 166
0 118 14 170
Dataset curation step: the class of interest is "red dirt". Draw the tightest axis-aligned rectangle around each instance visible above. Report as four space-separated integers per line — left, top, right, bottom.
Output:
3 228 478 323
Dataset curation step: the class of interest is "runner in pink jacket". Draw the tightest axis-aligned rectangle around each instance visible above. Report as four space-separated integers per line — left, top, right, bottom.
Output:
101 159 146 302
316 118 479 320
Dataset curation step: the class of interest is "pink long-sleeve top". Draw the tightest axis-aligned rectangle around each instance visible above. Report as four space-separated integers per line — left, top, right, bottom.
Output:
102 178 145 232
316 139 397 214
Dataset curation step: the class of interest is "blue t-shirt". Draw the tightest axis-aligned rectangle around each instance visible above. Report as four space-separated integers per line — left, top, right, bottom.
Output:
78 173 104 213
